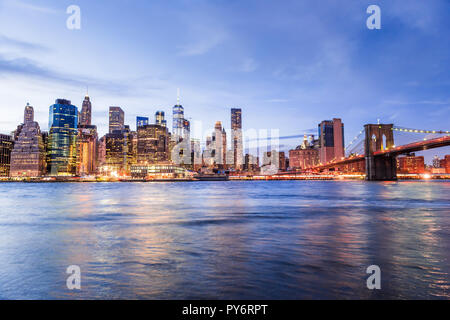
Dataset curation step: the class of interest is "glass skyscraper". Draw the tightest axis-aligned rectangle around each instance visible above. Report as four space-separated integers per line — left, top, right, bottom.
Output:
47 99 78 176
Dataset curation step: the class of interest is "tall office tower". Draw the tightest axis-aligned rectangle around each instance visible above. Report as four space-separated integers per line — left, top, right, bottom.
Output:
76 125 97 176
10 104 46 177
137 124 169 164
80 95 92 126
211 121 227 168
105 126 133 175
231 108 243 170
155 111 167 127
109 106 125 134
318 118 345 165
0 134 13 177
47 99 78 176
24 103 34 123
136 116 149 129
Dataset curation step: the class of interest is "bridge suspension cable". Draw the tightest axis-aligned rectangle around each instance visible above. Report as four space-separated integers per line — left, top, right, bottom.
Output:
393 126 450 135
344 129 364 151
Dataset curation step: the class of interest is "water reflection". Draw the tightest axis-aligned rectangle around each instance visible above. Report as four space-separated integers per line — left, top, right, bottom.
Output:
0 181 449 299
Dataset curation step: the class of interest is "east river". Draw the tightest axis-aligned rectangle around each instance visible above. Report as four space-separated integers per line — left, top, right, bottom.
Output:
0 181 449 299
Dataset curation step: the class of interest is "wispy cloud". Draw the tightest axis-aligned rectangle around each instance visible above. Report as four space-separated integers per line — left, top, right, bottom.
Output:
241 58 258 73
5 0 59 15
0 34 48 52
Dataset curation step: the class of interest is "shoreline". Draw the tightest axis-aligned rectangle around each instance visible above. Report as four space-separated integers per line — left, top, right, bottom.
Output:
1 175 449 183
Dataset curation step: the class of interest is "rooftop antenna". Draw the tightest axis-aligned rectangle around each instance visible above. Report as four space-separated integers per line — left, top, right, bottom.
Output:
86 85 89 97
177 88 180 105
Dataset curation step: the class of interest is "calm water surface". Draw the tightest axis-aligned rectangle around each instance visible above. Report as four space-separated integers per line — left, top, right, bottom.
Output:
0 181 449 299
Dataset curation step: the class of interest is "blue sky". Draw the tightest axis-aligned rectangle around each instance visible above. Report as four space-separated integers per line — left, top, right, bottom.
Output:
0 0 449 161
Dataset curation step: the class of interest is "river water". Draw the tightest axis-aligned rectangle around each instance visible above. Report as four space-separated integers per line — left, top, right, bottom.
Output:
0 181 449 299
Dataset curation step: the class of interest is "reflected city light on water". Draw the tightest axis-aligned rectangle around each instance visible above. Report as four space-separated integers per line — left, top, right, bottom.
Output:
0 181 449 299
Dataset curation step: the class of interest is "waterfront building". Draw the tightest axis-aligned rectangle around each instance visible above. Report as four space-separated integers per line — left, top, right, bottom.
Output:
397 155 425 174
76 125 97 176
318 118 345 165
446 155 450 174
231 108 243 170
79 95 92 127
137 124 169 164
109 106 125 134
136 116 149 129
0 134 13 177
47 99 78 176
10 104 46 177
155 111 167 127
130 163 190 179
105 126 133 176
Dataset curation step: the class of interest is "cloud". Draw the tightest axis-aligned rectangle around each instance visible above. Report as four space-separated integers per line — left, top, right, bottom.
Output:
0 54 129 94
0 34 48 52
5 0 59 15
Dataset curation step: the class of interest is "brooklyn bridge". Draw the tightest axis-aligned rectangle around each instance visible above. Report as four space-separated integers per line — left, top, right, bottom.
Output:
280 123 450 181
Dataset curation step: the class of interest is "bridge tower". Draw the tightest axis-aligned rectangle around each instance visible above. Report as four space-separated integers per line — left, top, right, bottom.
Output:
364 124 397 181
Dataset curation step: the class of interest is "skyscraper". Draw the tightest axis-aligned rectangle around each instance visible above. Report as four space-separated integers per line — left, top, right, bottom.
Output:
318 118 345 164
0 134 13 177
155 111 166 127
173 103 185 140
105 126 133 175
10 104 46 177
47 99 78 176
24 103 34 123
137 124 169 164
109 106 124 134
137 116 149 129
231 108 243 170
80 95 92 126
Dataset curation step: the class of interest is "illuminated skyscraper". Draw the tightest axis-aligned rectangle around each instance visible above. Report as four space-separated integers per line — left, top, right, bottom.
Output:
105 126 133 176
47 99 78 176
155 111 166 127
137 124 169 164
109 106 124 134
231 108 243 170
80 95 92 126
24 103 34 123
10 104 46 177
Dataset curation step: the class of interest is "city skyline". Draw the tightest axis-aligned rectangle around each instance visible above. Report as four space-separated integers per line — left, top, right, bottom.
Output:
0 0 449 159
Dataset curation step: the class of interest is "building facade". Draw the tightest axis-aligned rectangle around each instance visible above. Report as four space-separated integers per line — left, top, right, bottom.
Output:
109 106 124 134
397 155 425 174
47 99 78 176
318 118 345 165
137 124 169 164
155 111 166 127
136 116 149 129
79 95 92 127
77 125 98 176
10 104 46 177
0 134 13 177
231 108 243 170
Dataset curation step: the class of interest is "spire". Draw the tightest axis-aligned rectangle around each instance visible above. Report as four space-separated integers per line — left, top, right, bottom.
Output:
177 88 180 105
86 85 89 97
